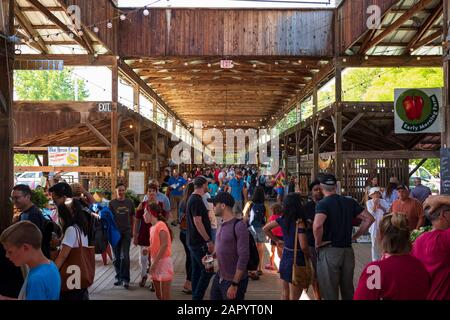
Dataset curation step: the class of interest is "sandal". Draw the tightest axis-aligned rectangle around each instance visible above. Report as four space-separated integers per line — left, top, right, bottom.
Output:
257 270 263 276
249 272 260 280
182 288 192 294
264 264 276 271
139 275 147 288
149 282 155 292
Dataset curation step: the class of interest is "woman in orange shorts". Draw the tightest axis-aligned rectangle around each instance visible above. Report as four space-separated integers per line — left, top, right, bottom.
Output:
144 203 174 300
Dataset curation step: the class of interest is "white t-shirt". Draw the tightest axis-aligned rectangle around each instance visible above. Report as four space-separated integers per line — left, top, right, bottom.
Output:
61 226 89 248
366 199 389 236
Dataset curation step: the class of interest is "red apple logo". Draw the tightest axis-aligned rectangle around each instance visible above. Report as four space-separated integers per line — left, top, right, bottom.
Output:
402 96 424 120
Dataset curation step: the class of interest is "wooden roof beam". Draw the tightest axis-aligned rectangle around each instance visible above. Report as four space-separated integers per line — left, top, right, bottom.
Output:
19 6 65 12
27 0 93 54
120 62 190 129
406 3 443 53
14 4 48 54
83 121 111 147
15 54 116 67
360 0 435 54
409 29 443 52
339 55 442 67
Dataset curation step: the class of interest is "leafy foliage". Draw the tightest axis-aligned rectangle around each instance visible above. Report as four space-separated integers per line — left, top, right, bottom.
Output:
125 190 141 207
14 68 89 101
410 158 441 177
410 226 433 242
31 188 49 209
14 154 35 166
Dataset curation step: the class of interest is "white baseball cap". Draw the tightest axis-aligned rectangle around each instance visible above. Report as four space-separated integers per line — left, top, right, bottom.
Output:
369 187 381 197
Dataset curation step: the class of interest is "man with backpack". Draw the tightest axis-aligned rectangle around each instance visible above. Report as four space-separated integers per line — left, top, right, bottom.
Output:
207 192 251 300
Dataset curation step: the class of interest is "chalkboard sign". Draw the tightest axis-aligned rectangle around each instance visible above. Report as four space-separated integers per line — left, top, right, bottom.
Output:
441 148 450 195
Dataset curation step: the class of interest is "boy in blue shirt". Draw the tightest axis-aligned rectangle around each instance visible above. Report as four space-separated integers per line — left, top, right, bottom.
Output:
168 169 187 226
208 178 219 198
0 221 61 300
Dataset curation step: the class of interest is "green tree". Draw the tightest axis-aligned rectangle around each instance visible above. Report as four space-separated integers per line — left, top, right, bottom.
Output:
14 154 36 166
410 159 441 177
14 68 89 101
343 67 443 101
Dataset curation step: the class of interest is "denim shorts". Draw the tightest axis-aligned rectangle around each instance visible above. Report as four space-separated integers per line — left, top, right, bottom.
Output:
249 226 267 243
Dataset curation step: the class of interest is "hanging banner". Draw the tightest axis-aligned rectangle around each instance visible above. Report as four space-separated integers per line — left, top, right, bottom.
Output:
48 147 79 166
128 171 145 195
441 148 450 195
394 88 442 134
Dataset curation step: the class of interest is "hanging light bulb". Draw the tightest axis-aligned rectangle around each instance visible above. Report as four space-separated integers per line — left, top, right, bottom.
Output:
120 14 126 21
143 8 150 16
93 26 99 33
107 21 113 29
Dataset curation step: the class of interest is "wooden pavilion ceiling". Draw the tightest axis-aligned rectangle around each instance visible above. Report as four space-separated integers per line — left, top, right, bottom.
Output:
349 0 444 56
13 0 108 55
125 56 331 129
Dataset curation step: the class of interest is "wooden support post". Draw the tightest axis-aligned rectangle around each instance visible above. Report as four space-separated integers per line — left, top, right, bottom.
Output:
133 84 141 170
312 87 319 180
283 135 288 174
296 102 302 179
111 60 119 195
443 0 450 148
0 0 14 232
152 130 158 180
335 64 343 191
307 135 310 161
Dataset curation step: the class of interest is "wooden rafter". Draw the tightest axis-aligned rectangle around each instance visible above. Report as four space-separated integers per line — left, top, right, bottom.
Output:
14 4 48 53
359 0 435 54
405 2 443 53
83 121 111 147
26 0 94 54
409 29 443 52
358 28 378 55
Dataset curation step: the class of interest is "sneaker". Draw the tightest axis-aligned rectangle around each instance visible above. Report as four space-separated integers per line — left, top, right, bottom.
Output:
114 280 123 286
124 282 130 289
149 282 155 292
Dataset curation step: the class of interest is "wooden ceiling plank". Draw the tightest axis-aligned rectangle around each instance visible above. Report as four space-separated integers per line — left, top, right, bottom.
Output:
14 3 48 54
360 0 435 54
405 2 443 53
410 29 443 51
27 0 89 53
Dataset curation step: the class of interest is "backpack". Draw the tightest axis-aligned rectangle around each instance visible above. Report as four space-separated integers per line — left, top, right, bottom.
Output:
250 203 266 227
41 215 61 259
91 216 108 254
233 219 260 272
258 175 266 186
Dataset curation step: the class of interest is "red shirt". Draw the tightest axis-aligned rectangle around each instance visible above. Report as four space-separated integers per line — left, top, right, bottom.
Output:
411 228 450 300
135 201 163 246
269 214 283 237
354 255 430 300
214 169 220 182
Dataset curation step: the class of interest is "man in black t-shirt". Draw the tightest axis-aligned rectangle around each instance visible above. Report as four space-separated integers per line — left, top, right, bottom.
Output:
313 174 374 300
186 176 214 300
109 183 135 289
11 185 50 258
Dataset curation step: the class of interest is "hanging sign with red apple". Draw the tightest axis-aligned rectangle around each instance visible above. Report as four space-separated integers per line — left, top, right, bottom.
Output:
394 88 442 134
